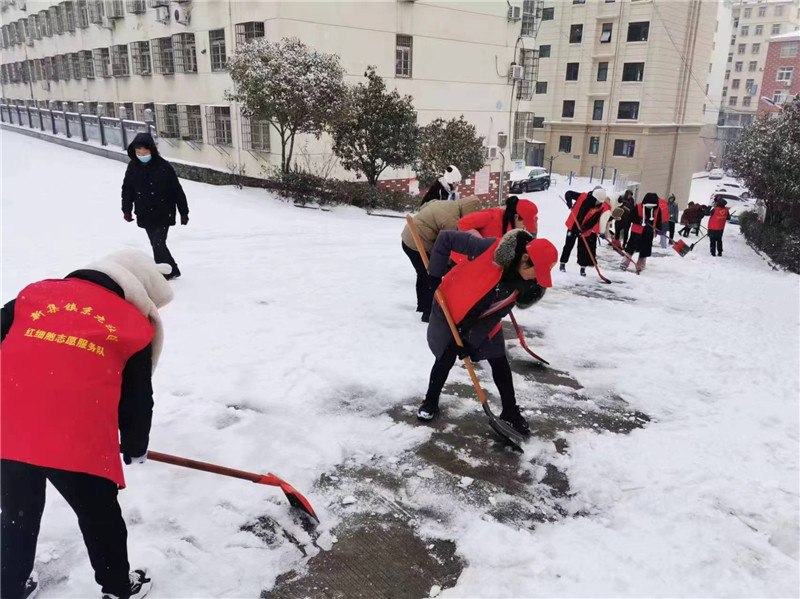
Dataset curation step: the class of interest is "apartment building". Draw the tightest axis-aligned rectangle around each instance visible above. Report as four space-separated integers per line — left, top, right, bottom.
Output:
532 0 716 203
0 0 538 187
721 0 800 125
758 29 800 113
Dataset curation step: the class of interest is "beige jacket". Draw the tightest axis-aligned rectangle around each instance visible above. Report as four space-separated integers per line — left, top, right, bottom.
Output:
402 196 483 253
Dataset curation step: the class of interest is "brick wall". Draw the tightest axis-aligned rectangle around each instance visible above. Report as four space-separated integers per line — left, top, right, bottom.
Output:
378 172 512 205
759 38 800 115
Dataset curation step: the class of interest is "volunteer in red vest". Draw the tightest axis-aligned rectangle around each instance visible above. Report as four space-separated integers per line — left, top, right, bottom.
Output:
1 250 173 599
558 187 610 276
458 196 539 239
622 192 664 272
708 196 731 257
417 229 558 436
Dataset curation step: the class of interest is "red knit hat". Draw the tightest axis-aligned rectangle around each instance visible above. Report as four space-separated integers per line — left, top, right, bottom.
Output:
525 238 558 288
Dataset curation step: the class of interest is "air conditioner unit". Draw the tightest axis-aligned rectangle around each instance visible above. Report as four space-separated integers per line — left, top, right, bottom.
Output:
507 4 521 20
148 0 167 6
486 145 500 160
509 64 524 80
782 79 792 88
100 15 114 29
155 5 169 22
173 5 189 24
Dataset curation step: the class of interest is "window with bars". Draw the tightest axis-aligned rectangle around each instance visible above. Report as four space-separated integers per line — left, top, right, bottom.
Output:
126 0 145 13
117 102 134 119
33 59 43 81
18 19 28 44
235 21 265 46
0 66 8 85
63 2 76 32
51 6 63 34
179 105 203 141
106 0 124 18
1 26 8 48
172 33 197 73
56 55 69 80
521 0 537 37
21 61 31 83
29 15 41 40
111 44 130 77
131 41 151 75
151 37 175 74
134 102 155 122
8 22 18 45
514 111 535 143
206 106 232 146
81 50 94 78
155 104 180 137
39 10 52 36
77 0 89 27
44 57 55 80
396 35 412 78
93 48 111 77
242 117 271 152
88 0 104 24
71 53 82 79
209 29 227 72
516 49 535 100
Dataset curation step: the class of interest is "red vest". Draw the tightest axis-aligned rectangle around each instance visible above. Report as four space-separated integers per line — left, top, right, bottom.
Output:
1 279 154 487
458 208 505 240
566 194 608 237
708 207 730 230
439 241 502 325
631 203 662 234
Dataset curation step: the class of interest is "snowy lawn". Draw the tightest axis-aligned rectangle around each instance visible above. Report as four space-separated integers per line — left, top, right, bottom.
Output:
2 132 798 598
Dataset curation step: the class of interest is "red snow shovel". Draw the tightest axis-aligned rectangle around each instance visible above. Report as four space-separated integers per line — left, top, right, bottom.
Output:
147 451 319 522
673 233 708 257
405 216 525 452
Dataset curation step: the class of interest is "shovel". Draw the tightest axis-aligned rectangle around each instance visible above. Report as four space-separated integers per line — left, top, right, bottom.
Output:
672 233 708 257
147 450 319 522
405 216 525 452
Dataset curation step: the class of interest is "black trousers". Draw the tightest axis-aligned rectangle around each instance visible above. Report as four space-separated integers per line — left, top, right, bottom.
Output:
668 222 676 240
425 342 517 414
709 229 724 255
615 222 631 246
1 460 130 599
679 224 691 237
560 231 596 267
402 242 434 317
145 226 178 276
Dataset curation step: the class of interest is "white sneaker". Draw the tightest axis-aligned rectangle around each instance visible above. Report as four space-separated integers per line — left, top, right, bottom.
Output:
101 569 152 599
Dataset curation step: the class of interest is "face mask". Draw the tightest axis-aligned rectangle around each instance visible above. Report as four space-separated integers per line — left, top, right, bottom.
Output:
137 154 152 164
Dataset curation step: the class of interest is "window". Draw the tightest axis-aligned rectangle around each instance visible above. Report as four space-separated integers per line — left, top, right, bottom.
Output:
514 112 535 144
130 41 151 75
722 87 728 97
613 139 635 157
741 25 749 37
774 5 784 16
542 7 554 20
535 81 548 94
725 70 730 80
29 15 40 40
735 61 743 72
77 0 89 28
729 96 738 106
126 0 145 13
627 21 649 42
206 106 232 146
152 37 174 74
596 61 608 81
573 0 585 4
742 96 751 107
566 62 579 81
209 29 227 72
771 24 781 35
517 49 535 99
559 136 572 153
533 116 544 128
758 5 766 17
777 66 794 82
81 50 94 78
155 104 180 137
562 100 575 118
539 44 551 58
600 22 613 43
111 44 129 77
732 78 740 89
235 21 265 47
622 62 644 82
744 7 751 17
752 43 760 54
70 53 82 79
781 43 798 58
172 33 197 73
745 78 754 91
50 6 62 35
593 99 604 120
617 101 639 120
242 117 271 152
396 35 412 78
521 0 537 36
56 55 68 80
93 48 110 77
43 57 55 80
87 0 103 24
773 90 789 105
728 52 733 63
589 136 600 155
569 24 583 43
179 105 204 141
738 44 746 54
755 25 763 36
749 61 757 71
62 1 76 31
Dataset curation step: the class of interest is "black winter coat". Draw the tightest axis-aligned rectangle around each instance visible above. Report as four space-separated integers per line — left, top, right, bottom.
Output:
0 270 154 460
122 133 189 229
420 179 452 206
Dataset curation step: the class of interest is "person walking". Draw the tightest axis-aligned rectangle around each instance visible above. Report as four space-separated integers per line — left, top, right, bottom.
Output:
708 196 731 257
401 196 482 322
420 165 461 206
667 194 679 241
1 250 173 599
622 192 664 271
122 133 189 281
559 188 610 276
416 229 558 435
614 189 636 246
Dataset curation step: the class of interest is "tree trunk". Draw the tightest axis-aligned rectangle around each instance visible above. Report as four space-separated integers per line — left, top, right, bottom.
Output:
286 130 296 174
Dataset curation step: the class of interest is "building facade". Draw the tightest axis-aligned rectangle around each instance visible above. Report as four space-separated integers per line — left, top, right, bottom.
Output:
758 29 800 113
0 0 544 195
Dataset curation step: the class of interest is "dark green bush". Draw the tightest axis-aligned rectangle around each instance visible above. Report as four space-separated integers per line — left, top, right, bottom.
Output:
738 210 800 274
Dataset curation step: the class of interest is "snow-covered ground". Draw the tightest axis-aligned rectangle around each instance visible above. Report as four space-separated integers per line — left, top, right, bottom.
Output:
2 132 798 598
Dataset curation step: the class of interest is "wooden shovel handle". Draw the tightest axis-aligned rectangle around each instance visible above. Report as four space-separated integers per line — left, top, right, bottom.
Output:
405 215 488 405
147 450 280 486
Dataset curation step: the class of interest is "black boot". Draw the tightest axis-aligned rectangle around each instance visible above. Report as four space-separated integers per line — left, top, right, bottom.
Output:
499 406 531 436
417 400 439 422
580 267 586 277
559 263 566 272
